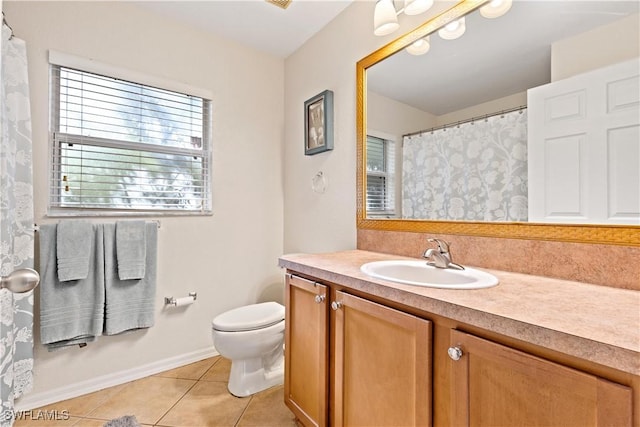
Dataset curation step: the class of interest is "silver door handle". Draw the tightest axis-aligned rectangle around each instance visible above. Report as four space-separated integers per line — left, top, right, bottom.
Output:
1 268 40 293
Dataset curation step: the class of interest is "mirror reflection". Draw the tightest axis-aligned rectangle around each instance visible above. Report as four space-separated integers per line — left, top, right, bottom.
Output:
365 1 639 225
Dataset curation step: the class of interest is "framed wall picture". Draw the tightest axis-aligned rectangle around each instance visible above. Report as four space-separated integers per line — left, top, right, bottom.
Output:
304 90 334 155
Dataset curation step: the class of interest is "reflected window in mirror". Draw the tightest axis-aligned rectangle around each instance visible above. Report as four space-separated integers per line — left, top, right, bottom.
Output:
366 135 396 218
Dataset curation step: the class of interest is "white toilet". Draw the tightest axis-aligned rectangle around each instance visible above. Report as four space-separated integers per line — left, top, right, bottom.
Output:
211 301 285 397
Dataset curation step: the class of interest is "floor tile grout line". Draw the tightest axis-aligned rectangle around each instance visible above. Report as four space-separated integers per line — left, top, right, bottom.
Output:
151 378 200 426
204 356 222 381
234 393 255 427
79 380 137 420
118 357 221 426
81 375 205 426
153 356 219 382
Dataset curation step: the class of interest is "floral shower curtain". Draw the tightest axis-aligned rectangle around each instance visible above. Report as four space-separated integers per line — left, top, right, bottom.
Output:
402 109 528 221
0 22 35 424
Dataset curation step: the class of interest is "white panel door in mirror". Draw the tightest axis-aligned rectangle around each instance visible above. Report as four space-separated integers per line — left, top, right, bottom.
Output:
528 58 640 225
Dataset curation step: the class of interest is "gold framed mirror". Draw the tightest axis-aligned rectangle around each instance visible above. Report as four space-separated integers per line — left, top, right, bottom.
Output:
356 0 639 246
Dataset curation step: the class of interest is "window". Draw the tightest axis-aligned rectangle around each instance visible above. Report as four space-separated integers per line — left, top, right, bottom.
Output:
366 135 395 217
49 65 212 214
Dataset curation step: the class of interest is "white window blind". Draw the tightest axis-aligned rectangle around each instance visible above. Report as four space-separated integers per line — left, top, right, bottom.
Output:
366 136 395 217
49 65 212 214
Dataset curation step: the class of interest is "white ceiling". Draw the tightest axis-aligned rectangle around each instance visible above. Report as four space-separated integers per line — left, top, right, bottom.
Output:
133 0 355 58
133 0 639 115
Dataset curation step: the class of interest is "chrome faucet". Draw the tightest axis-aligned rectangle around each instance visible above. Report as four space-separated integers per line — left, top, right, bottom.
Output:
422 238 465 270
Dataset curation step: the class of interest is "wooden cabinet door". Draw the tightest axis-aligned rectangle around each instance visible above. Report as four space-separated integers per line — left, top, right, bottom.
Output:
333 291 432 427
284 274 329 427
449 329 632 427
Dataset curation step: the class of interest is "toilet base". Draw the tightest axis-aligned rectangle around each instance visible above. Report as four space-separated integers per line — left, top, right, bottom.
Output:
227 354 284 397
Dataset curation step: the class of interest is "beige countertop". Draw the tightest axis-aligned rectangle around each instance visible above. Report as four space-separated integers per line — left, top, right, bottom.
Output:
279 250 640 376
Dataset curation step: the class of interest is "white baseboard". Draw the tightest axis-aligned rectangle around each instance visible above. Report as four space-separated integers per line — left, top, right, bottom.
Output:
15 347 219 411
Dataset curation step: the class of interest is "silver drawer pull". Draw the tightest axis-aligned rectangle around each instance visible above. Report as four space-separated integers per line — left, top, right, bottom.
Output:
331 301 343 311
314 295 326 304
1 268 40 293
448 346 463 361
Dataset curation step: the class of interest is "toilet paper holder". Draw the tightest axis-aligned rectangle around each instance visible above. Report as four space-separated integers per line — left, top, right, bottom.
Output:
165 292 198 306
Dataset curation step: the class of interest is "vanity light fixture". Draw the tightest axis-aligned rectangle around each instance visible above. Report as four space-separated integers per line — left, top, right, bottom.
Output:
374 0 434 36
404 0 434 15
406 36 431 55
480 0 512 19
438 17 466 40
374 0 399 36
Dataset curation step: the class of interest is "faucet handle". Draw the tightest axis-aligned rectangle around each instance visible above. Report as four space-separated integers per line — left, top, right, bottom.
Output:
427 238 450 253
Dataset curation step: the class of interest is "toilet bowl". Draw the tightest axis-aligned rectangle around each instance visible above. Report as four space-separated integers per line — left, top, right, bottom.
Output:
211 302 285 397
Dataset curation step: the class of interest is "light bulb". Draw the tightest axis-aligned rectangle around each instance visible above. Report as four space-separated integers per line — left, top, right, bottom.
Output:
406 36 431 55
438 17 466 40
480 0 512 19
445 21 460 31
374 0 400 36
404 0 434 16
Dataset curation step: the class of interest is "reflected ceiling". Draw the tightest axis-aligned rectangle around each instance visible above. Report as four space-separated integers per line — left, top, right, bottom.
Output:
367 1 639 115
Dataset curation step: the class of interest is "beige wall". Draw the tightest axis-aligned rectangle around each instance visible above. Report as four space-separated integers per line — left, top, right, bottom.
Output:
4 1 284 401
435 91 527 126
367 90 436 139
283 1 453 254
552 13 640 81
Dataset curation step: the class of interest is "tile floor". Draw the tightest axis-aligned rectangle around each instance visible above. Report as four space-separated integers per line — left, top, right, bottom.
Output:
14 357 297 427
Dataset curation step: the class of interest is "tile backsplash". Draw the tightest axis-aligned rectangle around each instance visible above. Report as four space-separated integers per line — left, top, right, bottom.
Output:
358 229 640 291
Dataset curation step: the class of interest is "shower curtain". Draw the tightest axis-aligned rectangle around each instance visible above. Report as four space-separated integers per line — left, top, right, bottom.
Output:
402 109 528 221
0 22 35 424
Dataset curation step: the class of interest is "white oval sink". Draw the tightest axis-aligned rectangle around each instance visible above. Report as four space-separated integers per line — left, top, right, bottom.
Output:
360 260 499 290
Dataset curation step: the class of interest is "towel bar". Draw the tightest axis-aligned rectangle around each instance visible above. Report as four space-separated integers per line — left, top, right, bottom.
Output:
33 220 161 232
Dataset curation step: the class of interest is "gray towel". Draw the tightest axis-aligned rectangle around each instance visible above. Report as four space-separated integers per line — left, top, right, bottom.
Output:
116 221 147 280
104 222 157 335
38 224 105 350
56 220 93 282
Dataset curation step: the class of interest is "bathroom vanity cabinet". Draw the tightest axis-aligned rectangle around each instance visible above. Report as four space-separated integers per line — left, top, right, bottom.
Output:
281 251 638 427
285 274 432 427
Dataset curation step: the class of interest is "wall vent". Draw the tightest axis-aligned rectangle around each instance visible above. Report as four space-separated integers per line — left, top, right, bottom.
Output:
266 0 292 9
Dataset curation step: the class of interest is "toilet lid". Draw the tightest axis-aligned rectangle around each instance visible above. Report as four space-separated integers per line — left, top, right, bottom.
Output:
212 302 285 332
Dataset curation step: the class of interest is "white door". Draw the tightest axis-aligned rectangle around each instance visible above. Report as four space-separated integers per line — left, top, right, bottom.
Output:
528 57 640 224
0 19 39 425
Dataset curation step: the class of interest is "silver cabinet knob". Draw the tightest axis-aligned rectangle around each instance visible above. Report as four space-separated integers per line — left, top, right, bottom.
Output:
448 346 463 361
314 295 326 304
331 301 343 311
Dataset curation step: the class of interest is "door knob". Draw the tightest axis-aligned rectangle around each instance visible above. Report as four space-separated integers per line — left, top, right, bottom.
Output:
1 268 40 293
331 301 343 311
314 295 326 304
448 346 463 361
